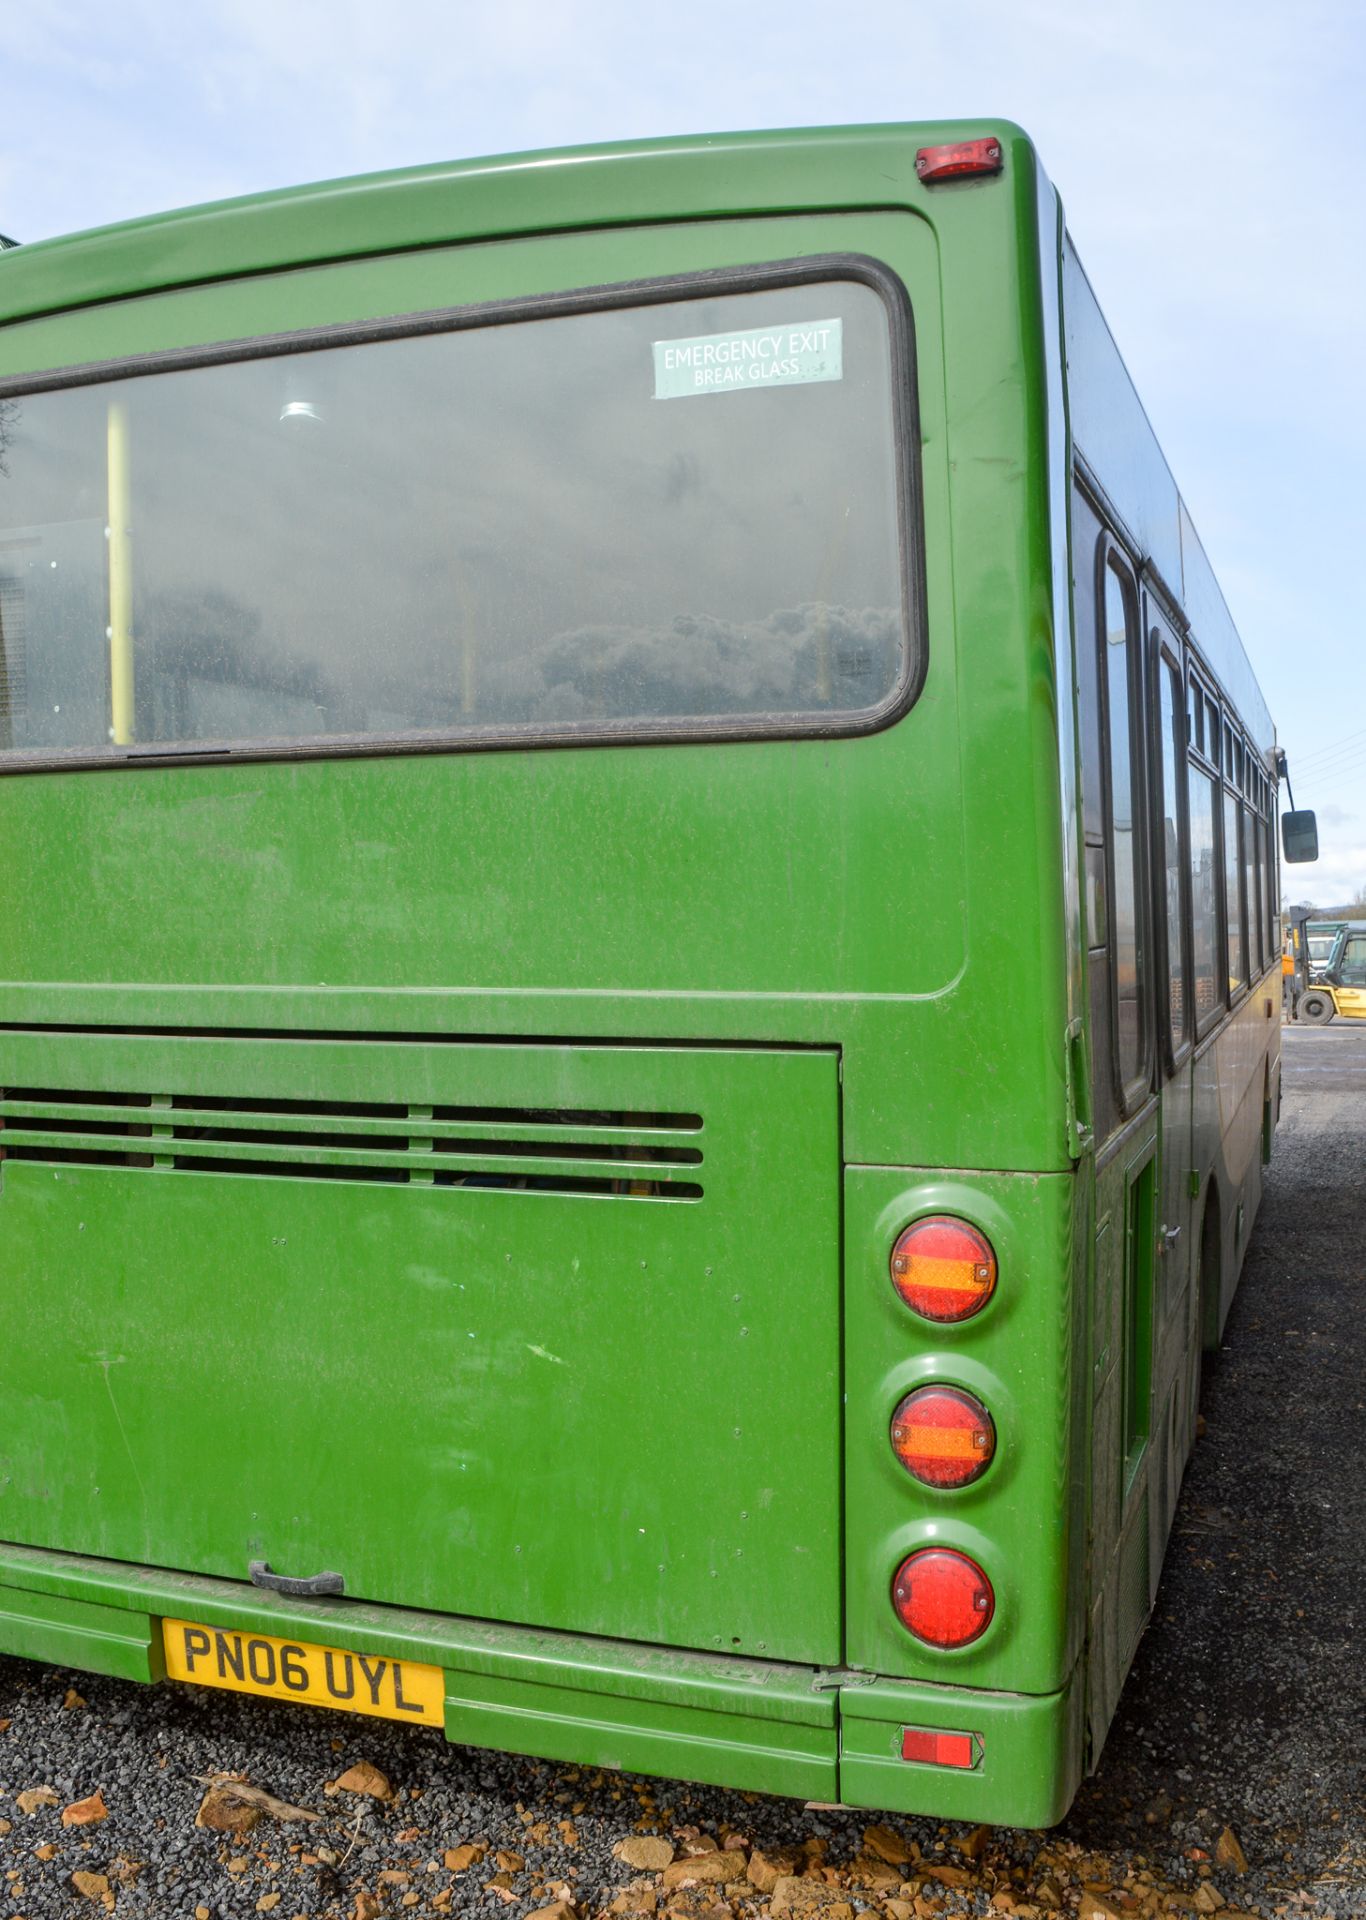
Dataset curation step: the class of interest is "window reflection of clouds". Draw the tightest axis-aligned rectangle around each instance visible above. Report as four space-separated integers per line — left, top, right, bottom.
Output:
1224 792 1246 987
1189 768 1219 1019
1103 564 1142 1088
1158 659 1189 1045
0 277 908 756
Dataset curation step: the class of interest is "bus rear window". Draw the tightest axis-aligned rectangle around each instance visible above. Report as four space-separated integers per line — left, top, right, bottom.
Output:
0 263 918 767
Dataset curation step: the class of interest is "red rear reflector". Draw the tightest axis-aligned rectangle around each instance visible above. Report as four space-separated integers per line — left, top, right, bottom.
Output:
892 1547 995 1648
901 1726 979 1769
890 1215 997 1323
915 138 1003 183
891 1384 996 1488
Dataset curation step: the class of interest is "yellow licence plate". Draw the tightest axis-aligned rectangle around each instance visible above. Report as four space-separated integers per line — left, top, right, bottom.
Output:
162 1618 445 1727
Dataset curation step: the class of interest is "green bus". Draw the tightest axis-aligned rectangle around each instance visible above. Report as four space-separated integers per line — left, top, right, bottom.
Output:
0 123 1297 1826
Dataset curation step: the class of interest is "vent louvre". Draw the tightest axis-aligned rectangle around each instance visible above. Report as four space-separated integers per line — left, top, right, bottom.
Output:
0 1088 703 1200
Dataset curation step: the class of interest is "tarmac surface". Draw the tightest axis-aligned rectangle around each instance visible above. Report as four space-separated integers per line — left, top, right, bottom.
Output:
1 1021 1362 1918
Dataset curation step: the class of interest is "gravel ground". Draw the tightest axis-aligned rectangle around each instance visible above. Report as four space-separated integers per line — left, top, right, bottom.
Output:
2 1023 1362 1920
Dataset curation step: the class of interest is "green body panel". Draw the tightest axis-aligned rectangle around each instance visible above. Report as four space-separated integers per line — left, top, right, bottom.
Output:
0 1579 163 1683
1085 1110 1158 1753
1195 988 1277 1345
0 1031 841 1663
441 1668 837 1800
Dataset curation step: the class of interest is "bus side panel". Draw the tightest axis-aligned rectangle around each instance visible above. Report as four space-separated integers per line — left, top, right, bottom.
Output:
1086 1107 1157 1763
1194 979 1279 1345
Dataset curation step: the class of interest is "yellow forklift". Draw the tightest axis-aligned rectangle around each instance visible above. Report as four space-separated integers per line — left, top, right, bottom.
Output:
1294 919 1366 1024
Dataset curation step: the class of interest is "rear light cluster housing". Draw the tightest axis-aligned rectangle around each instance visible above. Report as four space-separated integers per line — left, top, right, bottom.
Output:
891 1547 994 1648
890 1215 996 1322
890 1383 995 1489
887 1215 1000 1651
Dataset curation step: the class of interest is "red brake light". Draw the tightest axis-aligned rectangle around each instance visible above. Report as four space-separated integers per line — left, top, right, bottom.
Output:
892 1548 995 1648
914 138 1003 184
890 1216 997 1322
891 1385 996 1489
901 1726 980 1769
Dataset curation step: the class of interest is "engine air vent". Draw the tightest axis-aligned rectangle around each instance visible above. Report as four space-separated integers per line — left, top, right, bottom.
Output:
0 1088 703 1200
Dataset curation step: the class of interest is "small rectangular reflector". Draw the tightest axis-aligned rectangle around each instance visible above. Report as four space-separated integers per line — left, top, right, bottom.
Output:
901 1726 979 1769
914 138 1003 183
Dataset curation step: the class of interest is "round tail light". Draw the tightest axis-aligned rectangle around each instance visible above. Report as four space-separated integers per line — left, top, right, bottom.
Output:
891 1385 995 1489
891 1548 994 1648
890 1215 996 1323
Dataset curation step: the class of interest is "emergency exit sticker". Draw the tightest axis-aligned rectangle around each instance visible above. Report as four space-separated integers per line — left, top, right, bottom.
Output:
653 318 843 399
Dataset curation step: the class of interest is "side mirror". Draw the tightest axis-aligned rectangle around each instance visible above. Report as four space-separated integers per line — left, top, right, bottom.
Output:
1281 810 1319 864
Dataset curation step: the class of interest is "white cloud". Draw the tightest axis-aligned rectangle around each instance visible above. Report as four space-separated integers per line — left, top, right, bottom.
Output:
1283 838 1366 909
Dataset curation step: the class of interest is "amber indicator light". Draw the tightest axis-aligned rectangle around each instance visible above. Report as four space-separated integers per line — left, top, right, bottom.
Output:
891 1384 996 1489
890 1215 997 1322
914 138 1003 183
891 1547 995 1649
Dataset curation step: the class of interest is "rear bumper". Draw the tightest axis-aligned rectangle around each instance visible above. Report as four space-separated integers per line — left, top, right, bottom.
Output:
838 1670 1085 1828
0 1541 1081 1822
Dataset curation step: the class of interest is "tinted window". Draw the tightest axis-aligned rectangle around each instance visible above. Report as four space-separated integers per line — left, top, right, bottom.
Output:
1158 656 1190 1049
1189 765 1219 1026
0 273 913 764
1243 802 1261 970
1071 490 1106 841
1103 560 1145 1092
1224 792 1246 990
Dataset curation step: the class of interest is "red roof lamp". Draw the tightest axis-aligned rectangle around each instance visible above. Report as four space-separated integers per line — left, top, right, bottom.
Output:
915 138 1003 183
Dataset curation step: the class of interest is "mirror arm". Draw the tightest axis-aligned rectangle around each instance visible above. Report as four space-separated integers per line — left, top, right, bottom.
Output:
1276 747 1296 811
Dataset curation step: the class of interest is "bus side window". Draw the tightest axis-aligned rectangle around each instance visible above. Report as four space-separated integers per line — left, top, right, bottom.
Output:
1242 790 1261 973
1100 547 1149 1111
1223 788 1247 995
1156 649 1190 1057
1073 494 1120 1143
1185 682 1220 1034
1072 492 1106 843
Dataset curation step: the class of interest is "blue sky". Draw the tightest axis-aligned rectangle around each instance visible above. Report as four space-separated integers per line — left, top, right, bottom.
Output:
2 0 1362 904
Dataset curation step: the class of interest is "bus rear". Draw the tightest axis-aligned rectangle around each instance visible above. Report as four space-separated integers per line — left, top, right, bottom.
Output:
0 125 1084 1824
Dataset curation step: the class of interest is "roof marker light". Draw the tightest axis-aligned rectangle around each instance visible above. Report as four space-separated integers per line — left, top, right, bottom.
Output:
915 138 1003 184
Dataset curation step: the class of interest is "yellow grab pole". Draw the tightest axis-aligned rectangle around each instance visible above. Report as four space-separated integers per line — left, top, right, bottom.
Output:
106 401 134 743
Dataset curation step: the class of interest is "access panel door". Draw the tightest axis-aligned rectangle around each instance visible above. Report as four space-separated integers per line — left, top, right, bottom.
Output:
0 1033 842 1665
